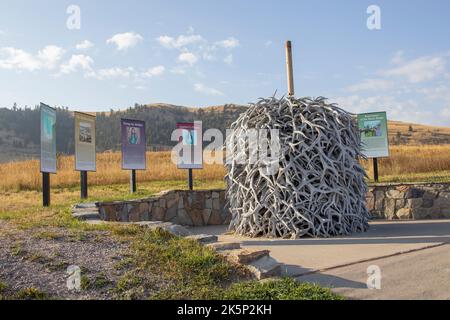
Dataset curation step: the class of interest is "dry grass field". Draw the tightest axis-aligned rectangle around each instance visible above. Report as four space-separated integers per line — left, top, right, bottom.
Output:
361 144 450 182
388 121 450 145
0 152 225 192
0 145 449 192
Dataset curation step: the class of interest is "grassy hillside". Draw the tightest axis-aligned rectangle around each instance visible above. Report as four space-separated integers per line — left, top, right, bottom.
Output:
0 103 246 163
0 129 39 163
0 103 449 164
388 120 450 145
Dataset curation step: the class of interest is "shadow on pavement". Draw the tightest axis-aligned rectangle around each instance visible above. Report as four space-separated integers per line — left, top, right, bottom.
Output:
238 221 450 247
277 264 367 289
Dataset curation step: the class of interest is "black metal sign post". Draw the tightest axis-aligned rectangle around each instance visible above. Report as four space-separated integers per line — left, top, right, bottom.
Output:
42 172 50 207
373 158 379 182
188 168 193 190
80 171 88 199
130 169 137 193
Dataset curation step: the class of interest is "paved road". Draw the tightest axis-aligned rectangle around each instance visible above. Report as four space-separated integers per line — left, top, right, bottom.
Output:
189 220 450 299
297 243 450 300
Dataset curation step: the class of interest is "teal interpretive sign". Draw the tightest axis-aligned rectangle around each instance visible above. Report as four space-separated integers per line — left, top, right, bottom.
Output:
40 103 57 173
358 112 389 158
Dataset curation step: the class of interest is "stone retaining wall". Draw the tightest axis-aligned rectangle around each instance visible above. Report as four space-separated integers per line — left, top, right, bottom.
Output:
368 182 450 220
96 182 450 226
98 189 229 226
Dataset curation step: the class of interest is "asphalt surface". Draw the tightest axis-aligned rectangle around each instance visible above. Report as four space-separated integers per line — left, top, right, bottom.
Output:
190 220 450 299
297 243 450 300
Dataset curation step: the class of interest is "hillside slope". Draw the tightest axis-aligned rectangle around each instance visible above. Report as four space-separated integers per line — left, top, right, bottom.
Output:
387 120 450 145
0 103 449 163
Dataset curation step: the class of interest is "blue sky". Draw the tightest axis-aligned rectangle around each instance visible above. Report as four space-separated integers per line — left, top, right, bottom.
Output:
0 0 449 126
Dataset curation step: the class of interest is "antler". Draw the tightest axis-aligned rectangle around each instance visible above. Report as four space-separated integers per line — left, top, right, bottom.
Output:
226 96 370 239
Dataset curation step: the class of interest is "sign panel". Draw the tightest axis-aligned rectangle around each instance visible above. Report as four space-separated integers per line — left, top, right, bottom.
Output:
176 121 203 169
40 103 57 173
358 112 390 158
121 119 147 170
75 112 96 171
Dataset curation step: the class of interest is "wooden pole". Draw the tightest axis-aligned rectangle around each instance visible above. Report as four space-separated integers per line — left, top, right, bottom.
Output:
130 169 137 193
80 171 88 199
373 158 379 182
285 40 295 96
42 172 50 207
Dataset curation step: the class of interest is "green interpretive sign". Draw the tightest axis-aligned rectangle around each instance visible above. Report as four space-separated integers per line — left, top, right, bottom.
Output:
358 112 390 158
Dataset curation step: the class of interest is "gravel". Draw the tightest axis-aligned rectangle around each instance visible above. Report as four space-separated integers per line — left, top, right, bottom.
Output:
0 220 131 299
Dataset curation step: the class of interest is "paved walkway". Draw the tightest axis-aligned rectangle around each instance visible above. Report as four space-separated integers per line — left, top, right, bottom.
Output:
299 243 450 300
189 220 450 299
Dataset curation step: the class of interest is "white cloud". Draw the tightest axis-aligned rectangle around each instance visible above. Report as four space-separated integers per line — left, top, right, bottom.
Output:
420 85 450 102
441 107 450 118
224 54 233 65
142 65 165 78
264 40 273 47
76 40 94 50
0 45 64 71
420 85 450 121
170 66 186 75
334 51 450 125
331 94 435 124
80 64 166 82
178 52 198 66
381 55 447 83
202 46 217 61
37 45 65 69
187 26 195 34
346 78 394 92
216 37 239 49
59 54 94 74
391 50 404 64
86 65 165 81
107 32 143 50
0 47 41 71
331 95 364 113
156 34 204 49
194 83 224 96
156 32 240 66
87 67 134 80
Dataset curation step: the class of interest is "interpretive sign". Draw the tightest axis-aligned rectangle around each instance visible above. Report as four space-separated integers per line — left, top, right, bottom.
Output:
358 112 389 158
75 112 96 171
121 119 147 170
40 103 57 173
176 121 203 169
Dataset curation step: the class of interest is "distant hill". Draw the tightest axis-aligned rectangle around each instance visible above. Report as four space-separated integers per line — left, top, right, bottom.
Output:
387 120 450 145
0 103 247 163
0 103 449 163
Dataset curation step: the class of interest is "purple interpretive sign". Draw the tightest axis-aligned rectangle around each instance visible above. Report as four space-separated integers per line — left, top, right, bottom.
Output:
121 119 147 170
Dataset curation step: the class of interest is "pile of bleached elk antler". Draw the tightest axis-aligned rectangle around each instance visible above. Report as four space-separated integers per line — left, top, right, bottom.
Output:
226 96 370 238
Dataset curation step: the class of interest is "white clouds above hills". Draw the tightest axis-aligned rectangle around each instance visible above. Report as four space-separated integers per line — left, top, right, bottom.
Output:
107 32 143 50
0 45 65 71
76 40 94 50
155 30 239 68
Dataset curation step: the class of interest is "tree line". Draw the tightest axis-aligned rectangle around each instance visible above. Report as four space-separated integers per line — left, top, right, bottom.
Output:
0 103 246 156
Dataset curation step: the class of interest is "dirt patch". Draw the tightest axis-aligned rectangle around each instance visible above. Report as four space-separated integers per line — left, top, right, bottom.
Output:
0 220 130 299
